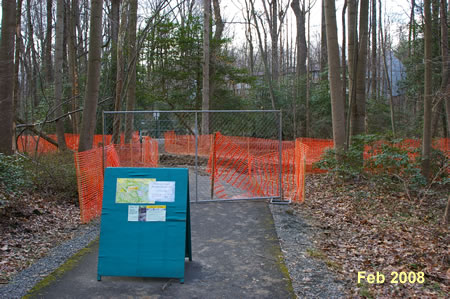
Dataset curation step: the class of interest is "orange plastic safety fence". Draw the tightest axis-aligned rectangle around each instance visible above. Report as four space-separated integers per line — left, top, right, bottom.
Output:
111 137 159 167
295 138 334 173
17 133 118 154
74 145 109 224
205 133 308 202
73 137 158 223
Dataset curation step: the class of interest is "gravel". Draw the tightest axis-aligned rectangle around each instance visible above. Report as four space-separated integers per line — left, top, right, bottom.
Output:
270 204 346 298
0 219 100 299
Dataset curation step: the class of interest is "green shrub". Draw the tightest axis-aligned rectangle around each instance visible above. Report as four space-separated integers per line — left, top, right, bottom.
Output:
27 151 78 201
0 153 32 194
314 135 448 196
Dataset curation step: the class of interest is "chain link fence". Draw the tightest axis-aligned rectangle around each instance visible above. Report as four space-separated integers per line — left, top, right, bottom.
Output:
103 110 283 202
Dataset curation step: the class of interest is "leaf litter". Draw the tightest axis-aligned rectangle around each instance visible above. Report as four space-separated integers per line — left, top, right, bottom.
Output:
0 189 80 283
296 174 449 298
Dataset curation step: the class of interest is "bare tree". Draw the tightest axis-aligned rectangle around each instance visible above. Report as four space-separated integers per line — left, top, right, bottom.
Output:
13 0 24 148
291 0 307 135
0 0 16 154
110 0 121 97
324 0 346 151
320 0 327 75
422 0 432 179
379 0 395 137
250 0 277 110
209 0 224 104
26 0 38 109
243 0 255 74
112 0 128 144
341 0 347 125
370 0 377 99
201 0 211 134
44 0 53 83
440 0 449 137
68 0 81 134
54 0 67 150
353 0 369 136
271 0 279 82
78 0 104 152
124 0 138 143
347 0 358 129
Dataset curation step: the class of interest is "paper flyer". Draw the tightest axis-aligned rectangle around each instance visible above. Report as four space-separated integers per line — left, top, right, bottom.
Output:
127 205 166 222
127 205 139 221
148 181 175 202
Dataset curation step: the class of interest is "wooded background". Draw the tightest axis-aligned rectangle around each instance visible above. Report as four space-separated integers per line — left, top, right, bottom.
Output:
0 0 448 175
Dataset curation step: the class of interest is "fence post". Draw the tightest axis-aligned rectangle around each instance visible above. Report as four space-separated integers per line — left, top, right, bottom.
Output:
278 111 283 200
210 132 217 200
195 112 198 203
102 111 106 176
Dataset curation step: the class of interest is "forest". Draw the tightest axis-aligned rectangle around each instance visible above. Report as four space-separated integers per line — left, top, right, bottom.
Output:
0 0 449 298
0 0 447 149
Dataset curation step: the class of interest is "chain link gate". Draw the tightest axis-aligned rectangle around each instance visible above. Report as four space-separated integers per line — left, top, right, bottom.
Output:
102 110 284 202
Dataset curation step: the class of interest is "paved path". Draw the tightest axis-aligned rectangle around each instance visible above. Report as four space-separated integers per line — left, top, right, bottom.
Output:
29 201 294 299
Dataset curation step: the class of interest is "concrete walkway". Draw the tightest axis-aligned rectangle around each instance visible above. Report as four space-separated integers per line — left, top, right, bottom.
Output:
29 201 294 299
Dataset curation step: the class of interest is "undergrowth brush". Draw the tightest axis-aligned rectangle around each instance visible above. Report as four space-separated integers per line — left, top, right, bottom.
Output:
0 151 78 205
314 135 449 200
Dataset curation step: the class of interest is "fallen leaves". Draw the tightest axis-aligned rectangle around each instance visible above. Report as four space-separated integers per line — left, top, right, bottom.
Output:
0 190 80 282
297 174 449 298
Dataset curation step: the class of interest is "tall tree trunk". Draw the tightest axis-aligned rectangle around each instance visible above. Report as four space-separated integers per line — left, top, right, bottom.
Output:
54 0 67 150
353 0 369 136
0 0 16 155
125 0 138 144
244 0 254 74
408 0 415 57
13 0 23 151
78 0 104 152
44 0 53 83
342 0 347 145
210 0 224 106
271 0 279 83
325 0 346 151
422 0 433 179
347 0 358 137
68 0 80 134
291 0 307 136
251 0 276 110
441 0 450 137
370 0 377 99
26 0 38 110
306 1 311 137
112 0 128 144
320 0 327 77
379 0 396 137
201 0 211 135
110 0 120 99
433 0 449 137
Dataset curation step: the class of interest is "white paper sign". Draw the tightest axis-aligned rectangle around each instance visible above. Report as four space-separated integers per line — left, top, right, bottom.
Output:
128 205 139 221
145 205 166 222
148 181 175 202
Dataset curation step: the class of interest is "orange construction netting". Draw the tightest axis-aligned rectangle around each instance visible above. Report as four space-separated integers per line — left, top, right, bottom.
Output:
164 131 449 202
166 131 308 202
205 133 308 202
18 130 449 223
73 136 159 223
18 133 159 224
